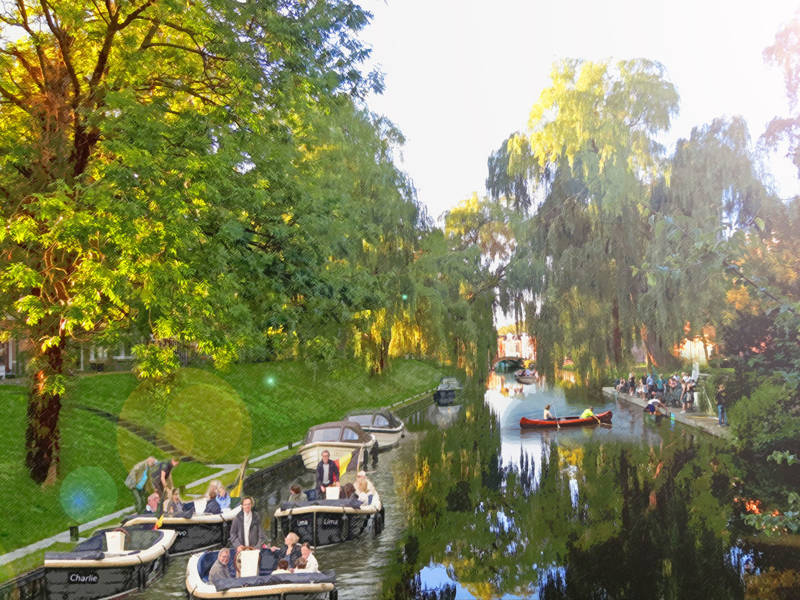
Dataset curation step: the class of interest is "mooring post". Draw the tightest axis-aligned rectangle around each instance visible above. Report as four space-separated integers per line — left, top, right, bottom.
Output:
69 525 79 541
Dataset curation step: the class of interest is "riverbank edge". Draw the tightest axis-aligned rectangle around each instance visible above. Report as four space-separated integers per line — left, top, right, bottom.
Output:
601 386 731 439
0 384 440 588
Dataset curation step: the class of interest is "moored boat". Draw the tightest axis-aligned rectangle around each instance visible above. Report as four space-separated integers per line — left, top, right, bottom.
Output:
344 409 405 450
433 378 461 406
44 526 177 599
185 549 336 599
298 421 377 471
272 495 384 547
519 410 613 429
122 501 241 555
515 374 538 384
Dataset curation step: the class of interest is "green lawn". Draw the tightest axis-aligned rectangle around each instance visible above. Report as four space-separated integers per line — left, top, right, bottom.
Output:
0 358 444 562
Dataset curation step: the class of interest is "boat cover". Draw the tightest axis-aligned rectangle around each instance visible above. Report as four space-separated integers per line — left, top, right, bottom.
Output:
214 572 336 592
44 550 105 561
279 498 362 511
345 410 403 429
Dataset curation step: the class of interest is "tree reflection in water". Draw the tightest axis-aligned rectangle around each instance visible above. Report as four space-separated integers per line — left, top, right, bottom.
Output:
382 398 752 599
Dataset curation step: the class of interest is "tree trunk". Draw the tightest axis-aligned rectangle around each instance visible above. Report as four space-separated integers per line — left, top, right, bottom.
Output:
640 325 674 369
612 298 622 365
25 338 65 485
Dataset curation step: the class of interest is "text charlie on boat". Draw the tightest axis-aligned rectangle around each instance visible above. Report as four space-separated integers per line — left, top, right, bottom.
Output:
44 526 176 600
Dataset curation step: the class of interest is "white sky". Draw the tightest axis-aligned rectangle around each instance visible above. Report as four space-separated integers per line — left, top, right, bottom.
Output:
360 0 800 222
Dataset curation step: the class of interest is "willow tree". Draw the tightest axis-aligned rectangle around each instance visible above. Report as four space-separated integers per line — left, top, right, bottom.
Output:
0 0 377 483
505 59 678 376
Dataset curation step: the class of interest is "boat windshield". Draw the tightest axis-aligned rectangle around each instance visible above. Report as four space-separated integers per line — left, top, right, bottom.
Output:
342 428 360 441
311 428 341 442
348 415 373 427
373 414 390 427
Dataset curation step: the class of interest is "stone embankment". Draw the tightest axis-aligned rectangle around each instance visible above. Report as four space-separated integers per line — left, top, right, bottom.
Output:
601 387 731 439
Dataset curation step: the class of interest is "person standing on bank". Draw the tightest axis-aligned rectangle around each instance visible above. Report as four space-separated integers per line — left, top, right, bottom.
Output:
229 496 266 553
124 456 155 513
151 457 180 504
715 383 728 426
315 450 339 495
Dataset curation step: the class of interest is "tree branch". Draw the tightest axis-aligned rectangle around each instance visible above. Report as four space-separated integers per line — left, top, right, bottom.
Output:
39 0 82 106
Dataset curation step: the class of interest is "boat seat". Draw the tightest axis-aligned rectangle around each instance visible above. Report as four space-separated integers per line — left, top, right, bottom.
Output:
105 530 126 553
239 549 260 577
325 487 340 500
259 549 278 575
198 551 219 583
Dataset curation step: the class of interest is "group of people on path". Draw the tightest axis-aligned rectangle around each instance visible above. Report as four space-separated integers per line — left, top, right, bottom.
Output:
124 456 180 514
615 371 729 426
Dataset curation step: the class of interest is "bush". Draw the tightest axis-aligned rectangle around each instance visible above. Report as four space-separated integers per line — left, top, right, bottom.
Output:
729 383 800 457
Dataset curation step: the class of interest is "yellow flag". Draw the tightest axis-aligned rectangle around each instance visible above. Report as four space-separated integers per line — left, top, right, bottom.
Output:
338 452 352 475
154 514 164 529
230 458 248 498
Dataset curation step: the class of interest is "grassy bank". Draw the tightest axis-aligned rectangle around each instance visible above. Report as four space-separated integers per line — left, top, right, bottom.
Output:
1 358 445 562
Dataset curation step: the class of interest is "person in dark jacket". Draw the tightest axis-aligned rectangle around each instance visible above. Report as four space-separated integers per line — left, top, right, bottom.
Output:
269 532 302 568
205 490 221 514
228 496 265 552
315 450 340 494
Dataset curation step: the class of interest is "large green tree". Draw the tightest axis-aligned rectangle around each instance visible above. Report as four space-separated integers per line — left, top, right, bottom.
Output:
0 0 377 483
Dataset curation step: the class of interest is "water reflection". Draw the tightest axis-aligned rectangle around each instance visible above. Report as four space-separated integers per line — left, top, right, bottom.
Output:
381 380 763 599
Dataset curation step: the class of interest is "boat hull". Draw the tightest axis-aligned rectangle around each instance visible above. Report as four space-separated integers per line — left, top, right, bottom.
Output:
272 503 384 547
520 410 613 429
45 557 166 600
185 552 336 599
515 375 537 384
361 424 404 450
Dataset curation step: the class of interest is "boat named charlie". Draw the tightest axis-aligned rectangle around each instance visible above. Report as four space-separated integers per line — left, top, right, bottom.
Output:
44 526 176 600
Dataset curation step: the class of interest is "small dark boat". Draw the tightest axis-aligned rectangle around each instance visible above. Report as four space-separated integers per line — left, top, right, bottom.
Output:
433 378 461 406
271 495 384 548
44 526 176 599
515 375 537 385
520 410 613 429
185 549 336 599
123 501 241 555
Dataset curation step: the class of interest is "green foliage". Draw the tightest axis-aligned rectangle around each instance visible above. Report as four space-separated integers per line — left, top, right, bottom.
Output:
729 383 800 457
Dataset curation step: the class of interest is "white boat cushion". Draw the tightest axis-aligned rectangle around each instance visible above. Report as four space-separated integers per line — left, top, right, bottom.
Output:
105 531 125 553
193 499 207 514
239 549 260 577
325 486 340 500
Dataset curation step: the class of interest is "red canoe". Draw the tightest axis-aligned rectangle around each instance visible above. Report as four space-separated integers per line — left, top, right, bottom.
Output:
520 410 613 429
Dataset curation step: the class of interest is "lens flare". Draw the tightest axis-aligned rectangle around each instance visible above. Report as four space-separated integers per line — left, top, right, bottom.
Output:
59 467 117 523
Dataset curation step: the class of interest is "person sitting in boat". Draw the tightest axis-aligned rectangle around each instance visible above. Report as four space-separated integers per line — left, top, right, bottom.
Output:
341 482 357 499
215 481 231 510
268 531 302 567
209 548 231 586
315 450 340 495
288 483 307 503
300 543 319 572
292 557 310 573
145 492 160 513
229 496 266 553
272 559 291 574
205 489 221 514
543 404 556 420
355 470 377 502
163 488 183 515
580 407 596 419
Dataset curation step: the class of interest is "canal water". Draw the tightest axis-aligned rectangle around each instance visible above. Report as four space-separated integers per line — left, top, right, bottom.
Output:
131 376 800 599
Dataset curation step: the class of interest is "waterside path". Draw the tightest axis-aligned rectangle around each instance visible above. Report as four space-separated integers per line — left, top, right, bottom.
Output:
602 386 731 439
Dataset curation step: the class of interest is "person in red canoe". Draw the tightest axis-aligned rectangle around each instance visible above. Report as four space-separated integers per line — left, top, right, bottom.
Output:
543 404 560 429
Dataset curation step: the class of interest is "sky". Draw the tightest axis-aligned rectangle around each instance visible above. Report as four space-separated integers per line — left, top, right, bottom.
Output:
360 0 800 222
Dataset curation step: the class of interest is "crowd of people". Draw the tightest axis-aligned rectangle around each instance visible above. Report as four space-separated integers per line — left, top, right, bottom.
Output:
614 371 729 425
